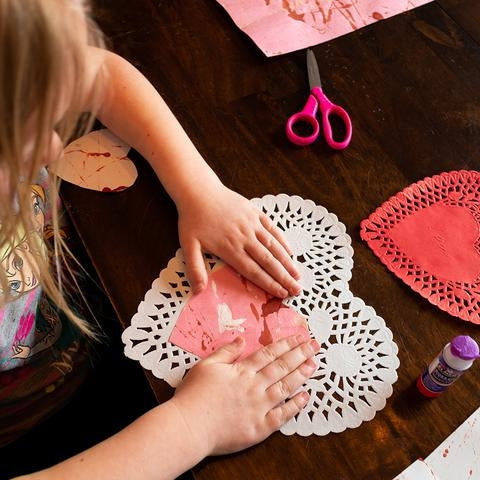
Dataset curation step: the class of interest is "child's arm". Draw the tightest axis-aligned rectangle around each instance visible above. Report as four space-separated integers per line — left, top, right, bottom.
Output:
83 48 301 298
13 335 319 480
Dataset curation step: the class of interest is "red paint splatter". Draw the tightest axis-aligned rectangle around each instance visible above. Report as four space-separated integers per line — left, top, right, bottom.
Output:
259 318 273 346
101 185 128 192
201 332 213 352
65 149 111 157
95 165 105 172
442 448 449 458
372 11 383 20
261 298 286 317
89 151 110 157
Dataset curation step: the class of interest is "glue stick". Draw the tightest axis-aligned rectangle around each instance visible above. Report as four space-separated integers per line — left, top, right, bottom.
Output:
417 335 479 398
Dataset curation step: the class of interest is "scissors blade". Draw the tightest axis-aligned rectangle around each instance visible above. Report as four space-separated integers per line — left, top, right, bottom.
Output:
307 49 322 90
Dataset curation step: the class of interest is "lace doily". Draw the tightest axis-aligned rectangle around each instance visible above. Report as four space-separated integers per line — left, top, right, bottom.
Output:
360 171 480 324
122 194 399 436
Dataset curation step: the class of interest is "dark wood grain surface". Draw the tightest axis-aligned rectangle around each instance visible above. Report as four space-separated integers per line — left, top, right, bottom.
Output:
62 1 480 478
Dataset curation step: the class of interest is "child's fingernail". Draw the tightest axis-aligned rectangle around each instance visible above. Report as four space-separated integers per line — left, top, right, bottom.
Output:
278 287 289 298
301 391 310 404
296 334 305 343
305 358 316 368
291 282 301 295
291 265 300 278
310 340 320 352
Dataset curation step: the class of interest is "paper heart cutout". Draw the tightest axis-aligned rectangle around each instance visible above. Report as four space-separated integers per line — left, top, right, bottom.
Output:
54 129 138 192
169 265 309 359
360 171 480 323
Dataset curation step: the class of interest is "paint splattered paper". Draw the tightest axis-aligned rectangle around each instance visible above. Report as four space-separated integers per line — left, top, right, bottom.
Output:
395 406 480 479
169 265 309 359
53 129 138 192
215 0 432 56
360 171 480 324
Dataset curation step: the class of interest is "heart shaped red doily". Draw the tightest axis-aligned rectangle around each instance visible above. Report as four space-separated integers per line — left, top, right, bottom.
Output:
360 171 480 323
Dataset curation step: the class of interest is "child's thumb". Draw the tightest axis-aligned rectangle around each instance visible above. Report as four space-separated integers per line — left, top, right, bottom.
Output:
205 337 245 365
183 238 207 294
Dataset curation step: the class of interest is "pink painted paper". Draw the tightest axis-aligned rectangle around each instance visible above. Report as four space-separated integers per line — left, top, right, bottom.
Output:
216 0 432 56
169 265 309 359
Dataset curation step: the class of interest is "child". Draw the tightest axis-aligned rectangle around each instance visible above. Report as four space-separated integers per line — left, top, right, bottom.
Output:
1 1 319 478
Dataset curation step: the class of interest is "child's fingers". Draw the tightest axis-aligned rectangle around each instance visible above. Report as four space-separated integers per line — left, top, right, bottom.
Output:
255 228 300 281
224 250 289 298
245 242 300 297
182 238 208 294
265 358 316 407
241 335 306 371
259 213 294 258
203 336 245 365
260 339 319 386
246 238 300 296
265 391 310 431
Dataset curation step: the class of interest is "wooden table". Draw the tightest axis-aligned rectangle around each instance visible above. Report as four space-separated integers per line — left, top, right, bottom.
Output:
62 1 480 478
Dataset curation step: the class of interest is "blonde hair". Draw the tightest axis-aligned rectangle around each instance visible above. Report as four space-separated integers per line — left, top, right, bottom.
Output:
0 0 106 337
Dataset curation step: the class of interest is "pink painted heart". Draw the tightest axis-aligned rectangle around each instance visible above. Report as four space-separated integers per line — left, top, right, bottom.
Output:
169 265 310 359
360 171 480 323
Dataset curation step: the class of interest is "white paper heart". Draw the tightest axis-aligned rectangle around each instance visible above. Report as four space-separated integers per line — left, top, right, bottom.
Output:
54 129 138 192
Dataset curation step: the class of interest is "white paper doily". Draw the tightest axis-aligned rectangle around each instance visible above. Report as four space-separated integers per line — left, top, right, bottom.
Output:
281 289 399 436
251 194 354 289
122 194 399 436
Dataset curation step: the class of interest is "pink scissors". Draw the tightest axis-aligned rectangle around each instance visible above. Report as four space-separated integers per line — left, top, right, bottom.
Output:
286 49 352 149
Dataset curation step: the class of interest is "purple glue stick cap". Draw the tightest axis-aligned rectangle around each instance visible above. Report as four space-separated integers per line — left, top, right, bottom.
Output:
450 335 480 360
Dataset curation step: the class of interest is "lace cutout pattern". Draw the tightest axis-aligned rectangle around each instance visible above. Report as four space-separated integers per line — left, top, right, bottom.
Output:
360 171 480 323
123 194 399 435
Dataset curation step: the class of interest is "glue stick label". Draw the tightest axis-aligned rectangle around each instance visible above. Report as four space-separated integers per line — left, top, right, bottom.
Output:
421 353 464 393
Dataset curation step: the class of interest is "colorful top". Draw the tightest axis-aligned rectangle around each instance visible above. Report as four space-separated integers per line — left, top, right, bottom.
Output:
0 168 89 446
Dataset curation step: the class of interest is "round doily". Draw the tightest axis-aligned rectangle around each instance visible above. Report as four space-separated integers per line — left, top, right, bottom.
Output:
360 170 480 323
122 194 399 436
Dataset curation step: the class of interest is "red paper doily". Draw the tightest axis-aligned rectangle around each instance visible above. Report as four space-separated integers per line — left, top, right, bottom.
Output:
360 171 480 324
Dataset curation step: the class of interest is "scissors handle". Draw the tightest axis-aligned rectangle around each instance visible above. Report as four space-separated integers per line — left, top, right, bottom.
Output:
285 94 320 146
312 86 352 150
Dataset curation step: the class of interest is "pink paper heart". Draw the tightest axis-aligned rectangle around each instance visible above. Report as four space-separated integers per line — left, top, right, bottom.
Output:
169 265 309 359
360 171 480 323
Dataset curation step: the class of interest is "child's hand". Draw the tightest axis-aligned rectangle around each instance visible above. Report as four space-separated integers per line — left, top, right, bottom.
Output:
171 334 319 456
177 185 301 298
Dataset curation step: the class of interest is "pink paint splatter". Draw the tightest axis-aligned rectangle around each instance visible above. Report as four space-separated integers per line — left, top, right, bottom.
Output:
170 265 309 359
